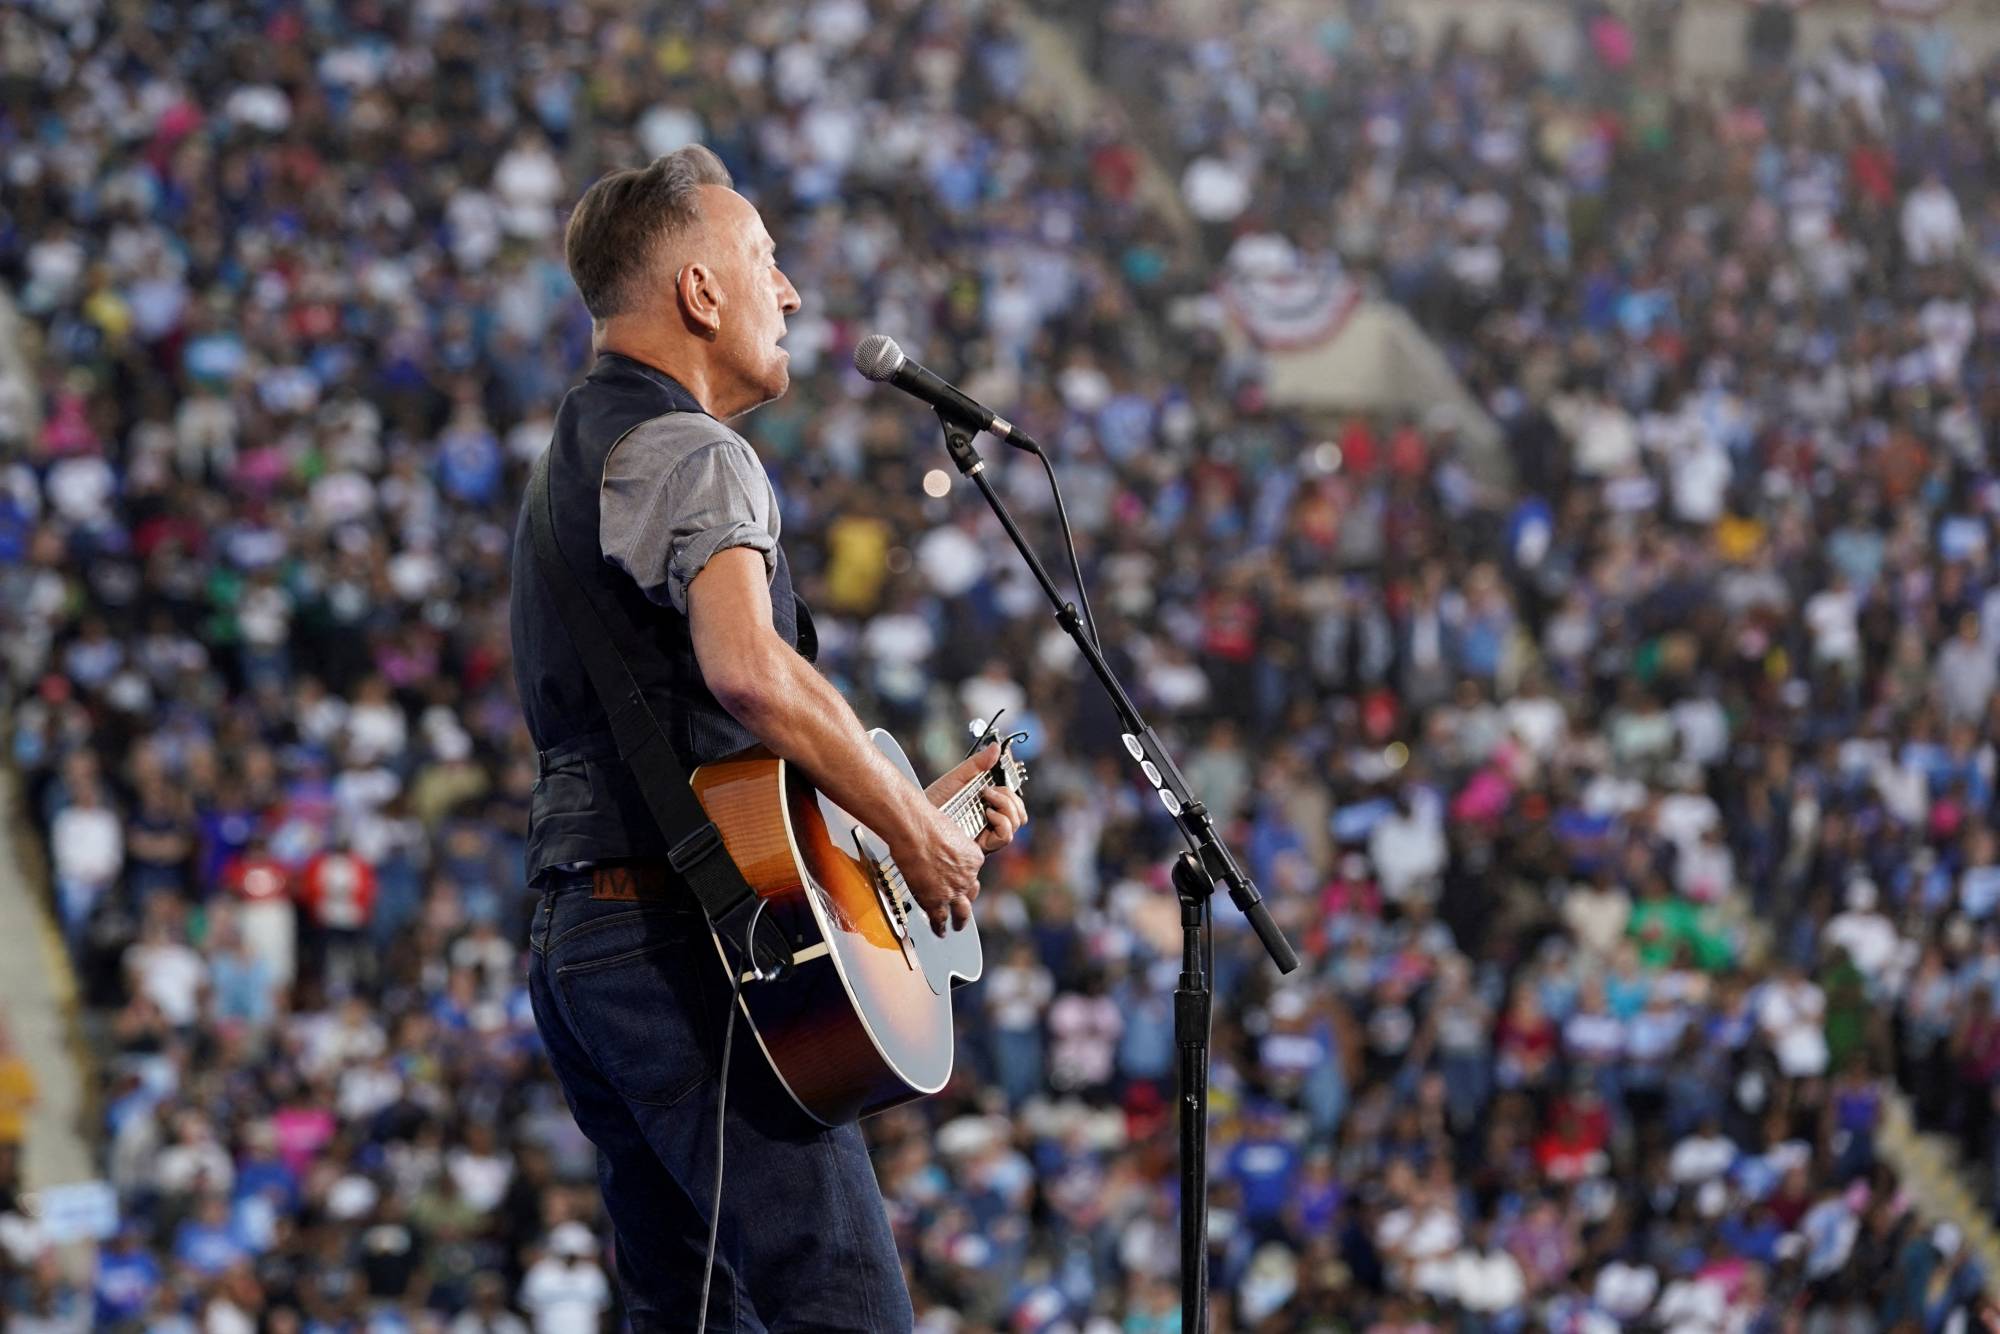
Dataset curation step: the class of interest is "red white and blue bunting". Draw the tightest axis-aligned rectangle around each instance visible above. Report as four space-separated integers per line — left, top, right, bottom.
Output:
1218 244 1362 352
1745 0 1960 15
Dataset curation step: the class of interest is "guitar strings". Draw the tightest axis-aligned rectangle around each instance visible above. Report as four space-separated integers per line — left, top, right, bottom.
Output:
874 762 1023 905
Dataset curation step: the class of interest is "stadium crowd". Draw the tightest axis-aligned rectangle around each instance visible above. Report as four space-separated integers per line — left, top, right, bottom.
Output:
4 0 2000 1329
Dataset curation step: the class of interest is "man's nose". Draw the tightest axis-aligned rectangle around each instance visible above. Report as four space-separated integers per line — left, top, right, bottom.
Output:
778 270 801 315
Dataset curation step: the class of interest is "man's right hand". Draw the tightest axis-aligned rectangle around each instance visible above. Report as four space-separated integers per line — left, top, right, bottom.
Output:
892 803 986 936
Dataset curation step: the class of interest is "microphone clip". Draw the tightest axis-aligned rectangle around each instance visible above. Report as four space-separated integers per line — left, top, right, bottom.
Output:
935 407 987 478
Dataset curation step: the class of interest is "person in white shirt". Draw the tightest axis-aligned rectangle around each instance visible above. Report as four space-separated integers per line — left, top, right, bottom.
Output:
1445 1222 1527 1315
1504 673 1569 762
1375 1173 1464 1297
152 1110 235 1198
449 1272 531 1334
50 778 123 942
1901 171 1965 266
1593 1256 1660 1323
520 1222 611 1334
1181 147 1253 224
1563 978 1628 1067
123 916 208 1031
1668 1117 1737 1187
1655 1268 1730 1333
1046 972 1122 1097
1564 877 1633 961
1677 826 1736 905
1653 767 1720 855
1754 964 1829 1078
445 1120 516 1214
1370 788 1447 904
1560 389 1639 477
1803 574 1861 673
1935 611 1997 725
492 130 564 241
1822 878 1898 987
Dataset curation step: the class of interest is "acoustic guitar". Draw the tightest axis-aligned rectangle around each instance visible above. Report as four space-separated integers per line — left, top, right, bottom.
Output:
689 720 1028 1125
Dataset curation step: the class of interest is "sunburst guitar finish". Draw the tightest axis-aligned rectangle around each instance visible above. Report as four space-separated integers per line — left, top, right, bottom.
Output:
689 728 1027 1125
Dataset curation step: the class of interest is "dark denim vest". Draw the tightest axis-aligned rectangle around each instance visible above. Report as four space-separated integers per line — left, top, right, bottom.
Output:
509 353 817 885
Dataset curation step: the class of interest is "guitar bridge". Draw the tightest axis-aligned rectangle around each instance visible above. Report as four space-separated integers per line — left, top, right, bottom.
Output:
883 880 914 937
853 828 919 966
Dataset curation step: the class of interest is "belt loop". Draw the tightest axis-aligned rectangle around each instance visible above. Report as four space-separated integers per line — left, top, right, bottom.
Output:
538 887 556 955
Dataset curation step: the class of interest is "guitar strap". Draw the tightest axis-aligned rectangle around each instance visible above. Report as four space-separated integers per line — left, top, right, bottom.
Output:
526 447 766 948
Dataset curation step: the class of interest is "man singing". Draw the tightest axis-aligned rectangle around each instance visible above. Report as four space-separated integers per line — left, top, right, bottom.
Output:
508 146 1027 1330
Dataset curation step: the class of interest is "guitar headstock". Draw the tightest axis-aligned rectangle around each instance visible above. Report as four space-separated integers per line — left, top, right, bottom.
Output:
969 713 1029 793
996 733 1029 793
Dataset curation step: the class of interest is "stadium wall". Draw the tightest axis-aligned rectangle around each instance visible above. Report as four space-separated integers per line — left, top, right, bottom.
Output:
1228 0 2000 76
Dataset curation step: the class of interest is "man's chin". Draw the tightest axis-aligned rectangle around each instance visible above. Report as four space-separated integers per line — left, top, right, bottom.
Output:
730 368 791 418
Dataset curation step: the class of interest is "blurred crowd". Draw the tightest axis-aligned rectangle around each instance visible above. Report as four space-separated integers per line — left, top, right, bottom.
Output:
4 0 2000 1329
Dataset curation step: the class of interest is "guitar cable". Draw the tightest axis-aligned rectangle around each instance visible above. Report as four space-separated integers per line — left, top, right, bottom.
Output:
694 743 1016 1330
699 896 783 1334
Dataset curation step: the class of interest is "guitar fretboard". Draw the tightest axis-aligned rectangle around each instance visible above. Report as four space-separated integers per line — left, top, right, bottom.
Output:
941 769 1002 839
874 748 1026 913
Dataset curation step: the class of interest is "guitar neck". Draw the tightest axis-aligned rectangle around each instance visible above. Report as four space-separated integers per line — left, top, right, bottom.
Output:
941 771 999 840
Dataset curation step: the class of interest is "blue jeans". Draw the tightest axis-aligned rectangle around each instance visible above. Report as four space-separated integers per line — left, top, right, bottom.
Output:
527 879 913 1332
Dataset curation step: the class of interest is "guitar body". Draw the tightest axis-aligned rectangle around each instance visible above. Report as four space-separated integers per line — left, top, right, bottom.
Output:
690 729 991 1126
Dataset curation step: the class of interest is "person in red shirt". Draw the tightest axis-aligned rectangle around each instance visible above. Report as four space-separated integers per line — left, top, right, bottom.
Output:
298 843 379 995
1848 137 1896 209
1495 985 1559 1091
1199 567 1262 724
1534 1085 1612 1183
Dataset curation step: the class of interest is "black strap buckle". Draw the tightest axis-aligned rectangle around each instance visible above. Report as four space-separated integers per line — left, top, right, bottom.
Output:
668 821 726 874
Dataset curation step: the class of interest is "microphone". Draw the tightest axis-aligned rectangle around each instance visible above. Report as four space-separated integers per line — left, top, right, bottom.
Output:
852 335 1040 454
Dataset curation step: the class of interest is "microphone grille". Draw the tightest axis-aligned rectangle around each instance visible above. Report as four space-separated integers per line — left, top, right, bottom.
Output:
852 334 906 382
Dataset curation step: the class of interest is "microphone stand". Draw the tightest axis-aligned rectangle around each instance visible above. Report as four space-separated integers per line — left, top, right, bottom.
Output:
931 409 1301 1334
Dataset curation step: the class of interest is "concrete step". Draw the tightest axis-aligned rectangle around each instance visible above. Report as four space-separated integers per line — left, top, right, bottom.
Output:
1876 1082 2000 1300
0 763 91 1192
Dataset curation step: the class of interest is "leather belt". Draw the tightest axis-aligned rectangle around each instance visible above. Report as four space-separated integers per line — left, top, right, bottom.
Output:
588 861 677 902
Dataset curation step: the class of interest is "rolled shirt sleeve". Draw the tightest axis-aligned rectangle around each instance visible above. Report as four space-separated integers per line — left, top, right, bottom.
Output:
599 416 780 616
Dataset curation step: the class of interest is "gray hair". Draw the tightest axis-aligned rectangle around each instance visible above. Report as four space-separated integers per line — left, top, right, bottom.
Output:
563 145 734 321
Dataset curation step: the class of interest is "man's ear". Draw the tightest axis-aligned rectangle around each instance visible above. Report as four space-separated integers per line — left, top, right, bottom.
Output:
675 262 722 341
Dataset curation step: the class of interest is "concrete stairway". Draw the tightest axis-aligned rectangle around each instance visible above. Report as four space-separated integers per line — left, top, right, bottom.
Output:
1876 1087 2000 1298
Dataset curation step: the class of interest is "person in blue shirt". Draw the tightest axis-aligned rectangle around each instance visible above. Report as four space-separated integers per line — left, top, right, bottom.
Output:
208 917 278 1031
435 396 503 507
1717 1201 1785 1266
94 1222 163 1327
1287 1149 1344 1245
172 1192 250 1278
1113 959 1176 1091
1224 1100 1303 1243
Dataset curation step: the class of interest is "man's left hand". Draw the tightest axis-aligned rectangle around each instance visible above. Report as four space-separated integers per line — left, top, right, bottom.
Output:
926 742 1028 854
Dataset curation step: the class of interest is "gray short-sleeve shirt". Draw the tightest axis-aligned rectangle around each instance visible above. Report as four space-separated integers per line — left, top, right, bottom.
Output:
598 413 779 616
